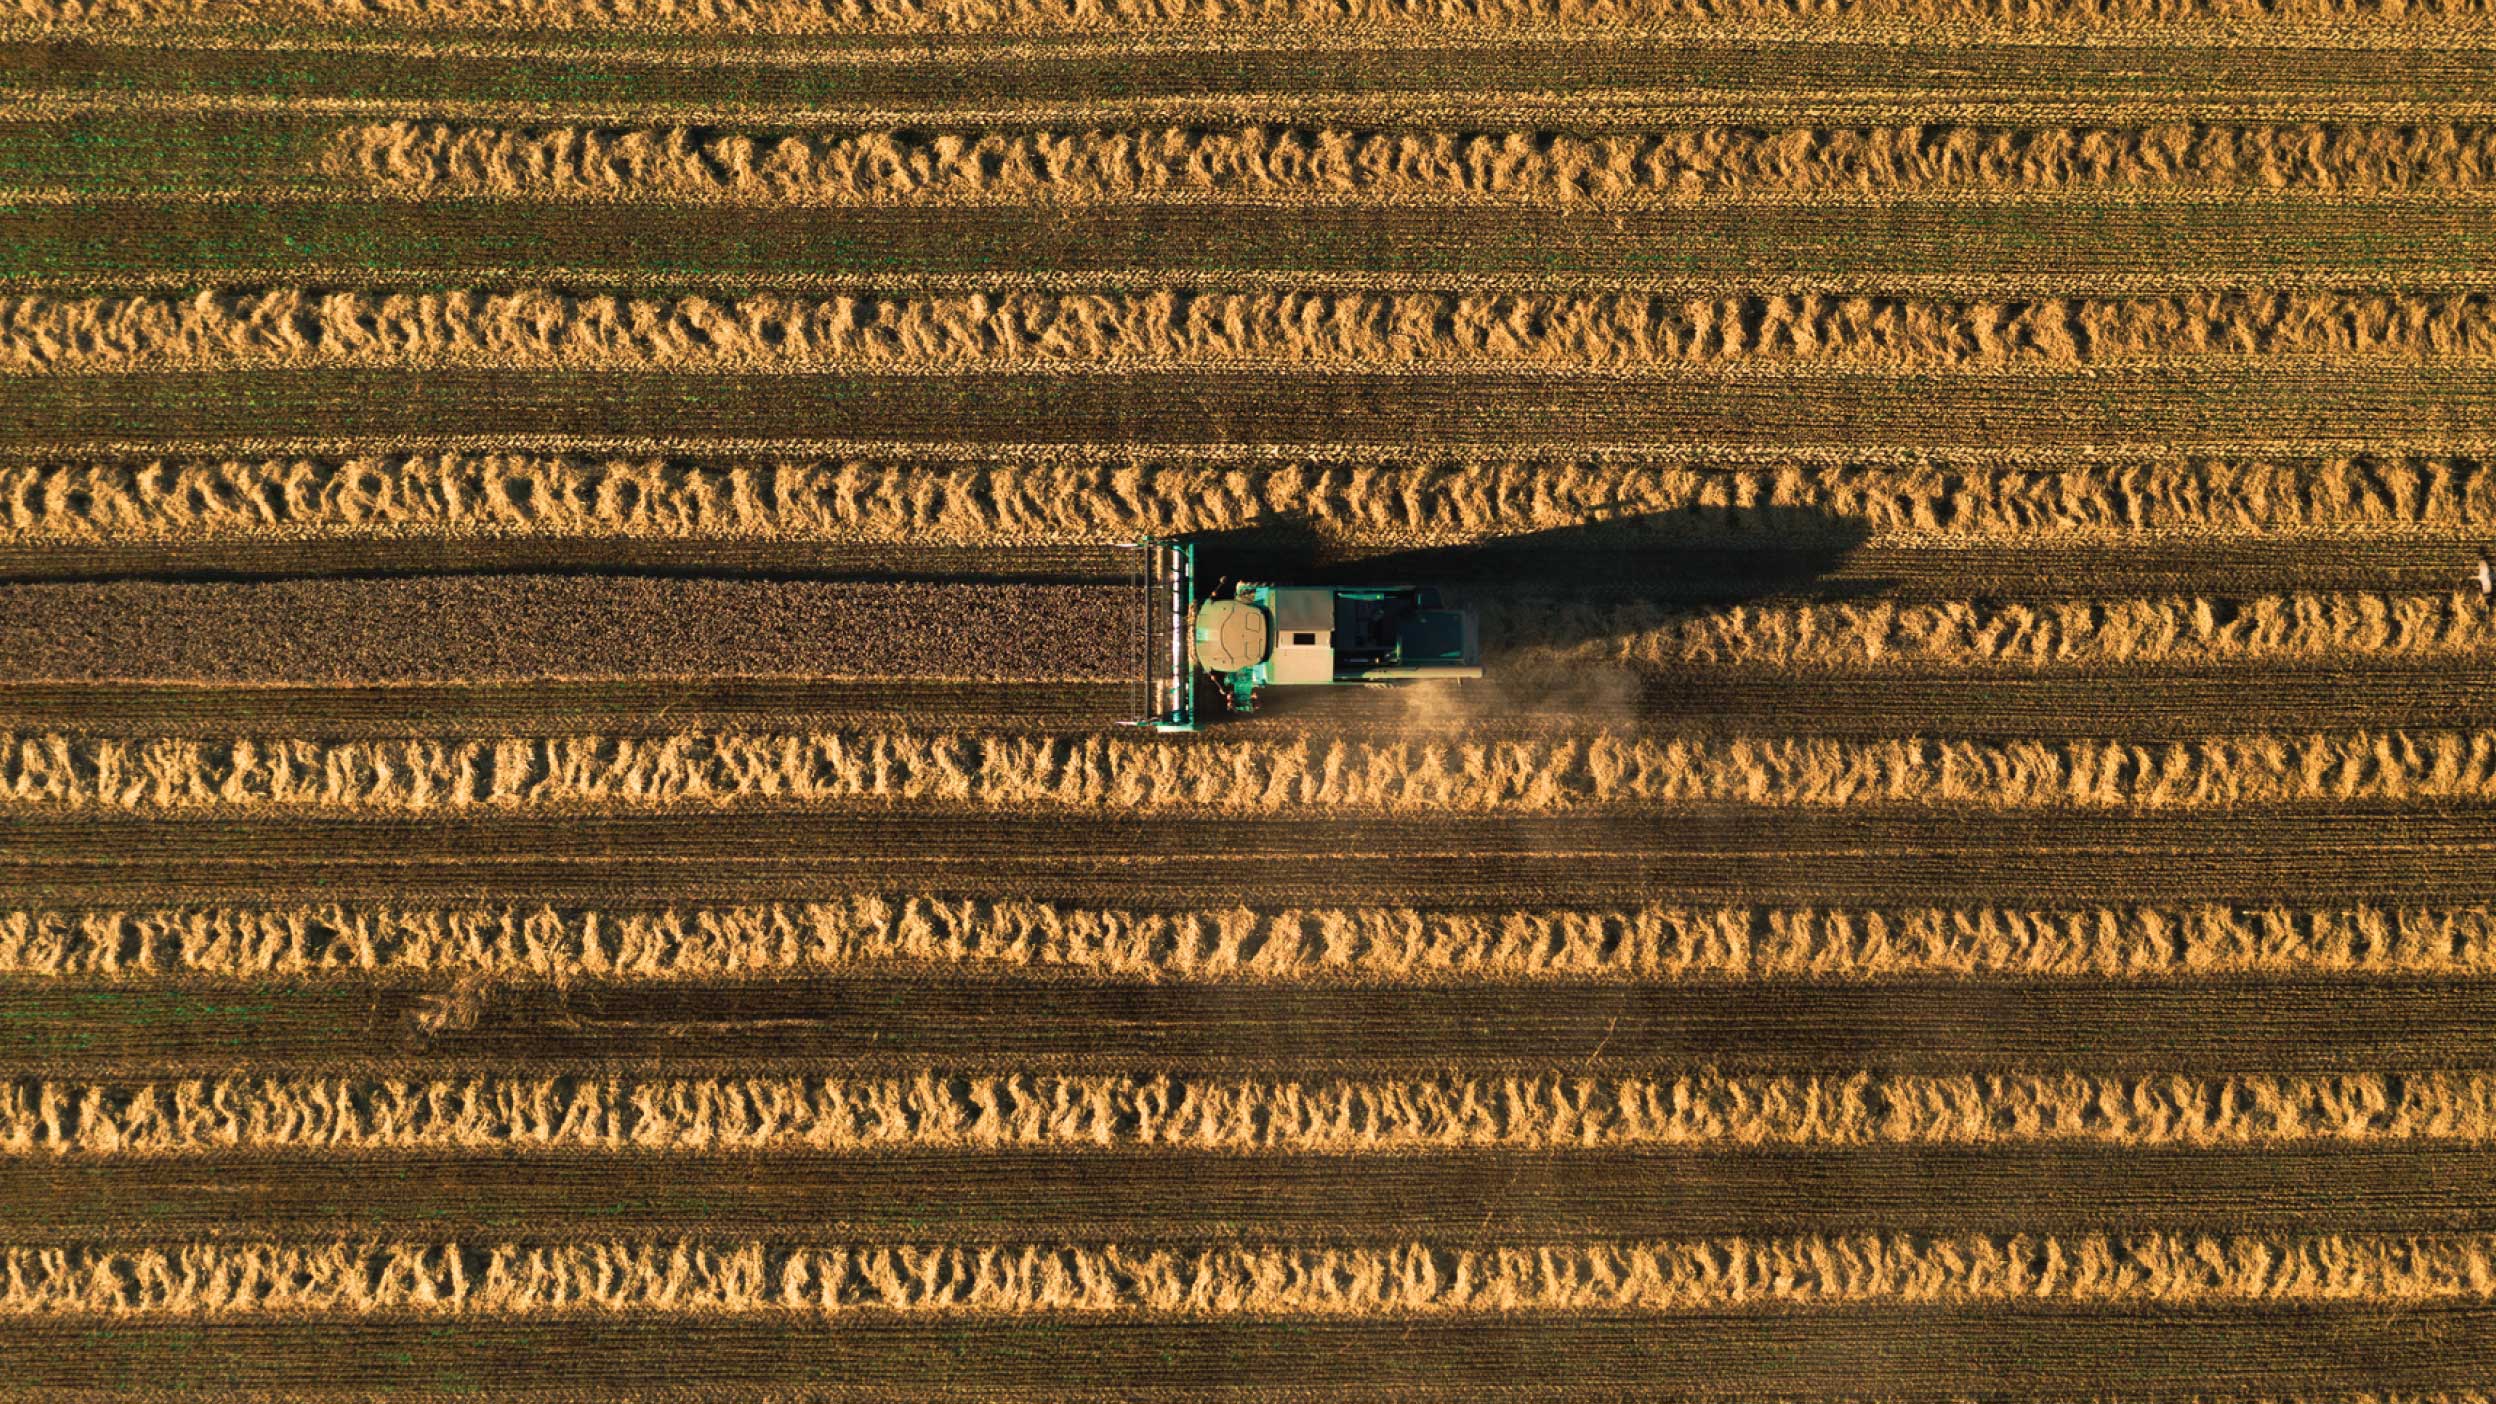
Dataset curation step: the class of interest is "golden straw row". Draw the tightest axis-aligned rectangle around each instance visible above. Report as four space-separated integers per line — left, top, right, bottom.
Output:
5 1235 2496 1316
14 0 2496 31
1492 592 2496 674
12 288 2496 373
328 121 2496 203
7 728 2496 813
7 900 2496 982
7 454 2490 544
8 1072 2490 1156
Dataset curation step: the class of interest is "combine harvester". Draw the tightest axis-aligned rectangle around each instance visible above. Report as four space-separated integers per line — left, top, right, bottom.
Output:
1135 540 1483 731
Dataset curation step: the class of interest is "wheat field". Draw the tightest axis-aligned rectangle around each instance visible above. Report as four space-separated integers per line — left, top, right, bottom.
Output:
4 0 2496 1397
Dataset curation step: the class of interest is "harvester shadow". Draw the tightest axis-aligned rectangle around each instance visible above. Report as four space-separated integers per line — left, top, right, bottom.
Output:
1184 505 1880 725
1192 504 1872 606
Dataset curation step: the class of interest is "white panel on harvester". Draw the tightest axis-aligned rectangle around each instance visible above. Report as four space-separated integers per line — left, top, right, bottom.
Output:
1265 588 1337 684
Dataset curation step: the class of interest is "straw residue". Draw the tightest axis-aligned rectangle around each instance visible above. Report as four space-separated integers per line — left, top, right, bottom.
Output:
332 122 2496 204
8 1234 2496 1316
8 729 2496 813
12 288 2496 374
10 1072 2496 1156
9 900 2496 982
6 454 2490 546
1493 592 2496 674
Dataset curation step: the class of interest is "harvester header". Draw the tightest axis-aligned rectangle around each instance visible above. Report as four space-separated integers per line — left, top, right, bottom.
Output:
1135 540 1482 731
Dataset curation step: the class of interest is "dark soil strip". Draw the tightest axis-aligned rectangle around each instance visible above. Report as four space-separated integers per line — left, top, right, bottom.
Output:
0 680 1142 734
3 1313 2490 1394
3 808 2488 906
21 1147 2496 1240
1 533 2474 599
3 818 2491 907
1251 664 2496 737
14 842 2484 909
15 198 2496 286
1 664 2490 739
10 368 2495 452
0 577 1144 684
7 975 2494 1075
8 40 2491 112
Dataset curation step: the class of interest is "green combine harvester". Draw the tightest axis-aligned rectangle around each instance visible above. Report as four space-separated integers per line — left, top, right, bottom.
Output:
1136 540 1483 731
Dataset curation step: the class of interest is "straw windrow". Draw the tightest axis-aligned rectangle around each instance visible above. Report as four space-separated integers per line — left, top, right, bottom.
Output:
8 1072 2493 1155
12 288 2496 373
9 728 2496 813
7 900 2496 981
8 454 2494 546
330 122 2496 204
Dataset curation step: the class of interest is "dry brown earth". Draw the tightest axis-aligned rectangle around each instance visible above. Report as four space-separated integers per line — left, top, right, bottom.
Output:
0 577 1142 682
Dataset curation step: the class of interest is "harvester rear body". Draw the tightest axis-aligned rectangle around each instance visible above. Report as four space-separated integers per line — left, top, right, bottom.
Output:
1137 540 1481 730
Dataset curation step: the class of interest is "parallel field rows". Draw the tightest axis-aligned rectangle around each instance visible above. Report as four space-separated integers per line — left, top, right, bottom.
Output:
2 8 2494 1399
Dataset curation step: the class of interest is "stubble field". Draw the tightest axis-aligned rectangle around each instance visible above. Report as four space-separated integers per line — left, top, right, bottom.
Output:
6 1 2496 1398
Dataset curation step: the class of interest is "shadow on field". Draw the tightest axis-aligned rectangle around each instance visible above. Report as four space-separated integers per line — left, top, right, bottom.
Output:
1183 505 1880 725
1191 505 1872 602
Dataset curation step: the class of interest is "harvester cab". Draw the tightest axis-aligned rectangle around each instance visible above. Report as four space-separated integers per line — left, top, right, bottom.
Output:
1135 540 1482 731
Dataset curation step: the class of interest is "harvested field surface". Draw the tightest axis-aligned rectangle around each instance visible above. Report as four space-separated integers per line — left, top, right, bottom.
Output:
0 577 1144 683
6 7 2496 1401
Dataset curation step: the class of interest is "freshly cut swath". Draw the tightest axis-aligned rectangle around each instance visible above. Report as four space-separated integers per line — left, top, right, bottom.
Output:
7 729 2496 814
328 122 2496 204
9 455 2488 547
1488 592 2496 674
15 288 2496 373
8 1234 2496 1316
11 1071 2489 1156
7 900 2493 982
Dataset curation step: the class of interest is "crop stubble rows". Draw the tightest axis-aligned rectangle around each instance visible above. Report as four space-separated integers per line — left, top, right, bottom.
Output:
3 6 2494 1397
17 287 2496 372
327 121 2496 202
15 728 2496 811
13 898 2496 980
8 1070 2495 1154
11 453 2496 542
7 1234 2496 1316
